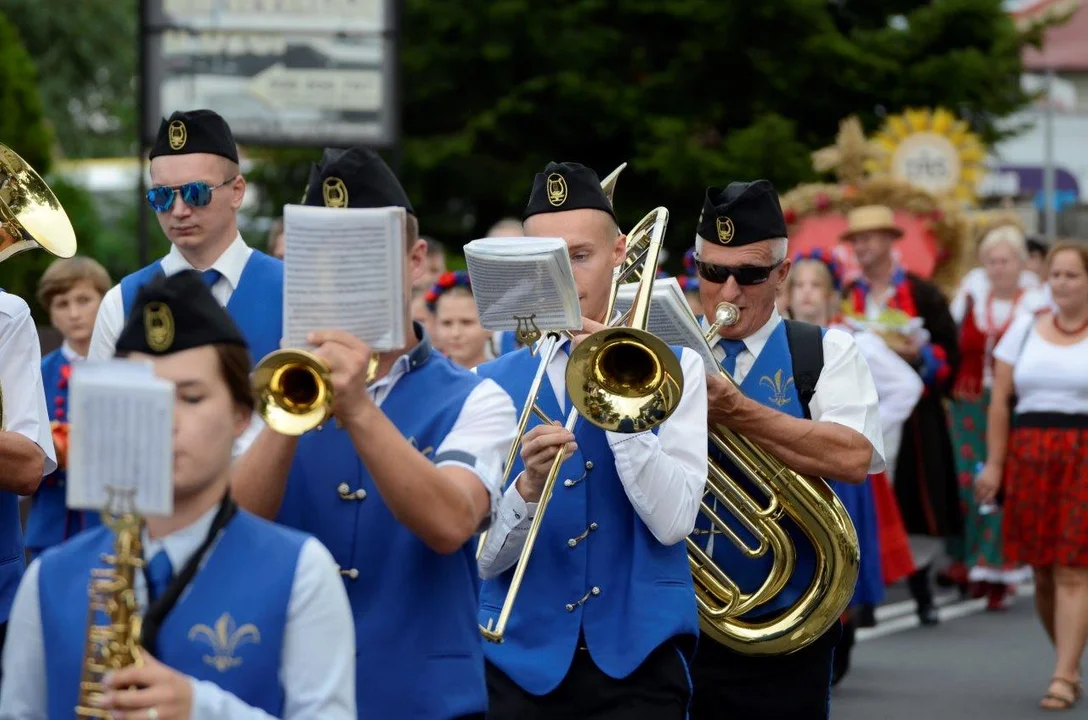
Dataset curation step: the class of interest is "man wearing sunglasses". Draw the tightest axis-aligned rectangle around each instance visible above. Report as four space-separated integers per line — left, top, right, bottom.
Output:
687 181 886 720
88 109 283 373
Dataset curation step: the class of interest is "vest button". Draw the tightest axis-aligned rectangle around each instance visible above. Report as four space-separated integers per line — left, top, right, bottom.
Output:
337 482 350 495
589 522 598 531
591 586 601 596
565 603 575 612
341 568 360 580
567 538 577 548
354 489 367 500
584 461 594 471
563 479 574 488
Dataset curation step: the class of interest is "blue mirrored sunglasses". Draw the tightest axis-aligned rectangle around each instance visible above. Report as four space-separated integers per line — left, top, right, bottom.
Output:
145 176 237 213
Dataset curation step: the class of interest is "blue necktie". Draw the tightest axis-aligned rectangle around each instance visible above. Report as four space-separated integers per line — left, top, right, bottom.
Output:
200 269 222 289
145 550 174 604
720 339 746 377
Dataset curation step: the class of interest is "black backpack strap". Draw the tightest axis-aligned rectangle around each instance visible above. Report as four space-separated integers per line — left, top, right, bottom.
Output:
783 319 825 420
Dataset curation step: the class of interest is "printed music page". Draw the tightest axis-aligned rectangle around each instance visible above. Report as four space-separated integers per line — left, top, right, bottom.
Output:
282 204 406 352
614 278 720 374
463 236 583 334
66 360 174 517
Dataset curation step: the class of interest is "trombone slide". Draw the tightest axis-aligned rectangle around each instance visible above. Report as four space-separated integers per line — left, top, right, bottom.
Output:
479 404 579 644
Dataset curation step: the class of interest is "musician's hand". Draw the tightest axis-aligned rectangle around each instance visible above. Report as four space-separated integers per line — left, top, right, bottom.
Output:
308 330 376 424
974 462 1002 504
97 653 193 720
569 317 608 351
516 422 577 502
706 373 745 426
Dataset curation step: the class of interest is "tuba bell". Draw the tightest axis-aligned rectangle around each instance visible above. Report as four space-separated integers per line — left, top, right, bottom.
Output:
688 302 860 655
0 142 79 429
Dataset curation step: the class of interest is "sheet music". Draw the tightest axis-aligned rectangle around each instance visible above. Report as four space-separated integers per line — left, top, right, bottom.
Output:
66 360 174 517
282 204 406 352
463 236 582 333
614 278 720 375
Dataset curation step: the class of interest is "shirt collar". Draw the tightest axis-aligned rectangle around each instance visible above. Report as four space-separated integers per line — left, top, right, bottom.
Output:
161 233 252 290
142 502 220 572
369 322 433 390
60 341 85 363
700 307 782 357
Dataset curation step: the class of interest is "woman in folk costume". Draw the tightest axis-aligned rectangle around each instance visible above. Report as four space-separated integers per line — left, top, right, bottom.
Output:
977 243 1088 711
785 248 917 684
839 205 961 626
944 225 1041 609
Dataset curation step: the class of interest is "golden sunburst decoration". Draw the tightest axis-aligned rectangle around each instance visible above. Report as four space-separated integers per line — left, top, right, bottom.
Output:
869 107 986 205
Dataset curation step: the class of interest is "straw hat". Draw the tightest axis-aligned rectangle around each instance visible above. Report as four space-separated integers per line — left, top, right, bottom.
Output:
839 205 904 241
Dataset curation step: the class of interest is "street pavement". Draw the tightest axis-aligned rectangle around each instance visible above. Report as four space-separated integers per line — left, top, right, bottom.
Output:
832 585 1084 719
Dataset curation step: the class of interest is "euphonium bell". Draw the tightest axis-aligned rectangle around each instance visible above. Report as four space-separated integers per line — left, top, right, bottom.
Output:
252 349 334 436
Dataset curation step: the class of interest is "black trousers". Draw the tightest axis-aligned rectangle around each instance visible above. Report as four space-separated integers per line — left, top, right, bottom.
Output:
690 622 841 720
485 640 691 720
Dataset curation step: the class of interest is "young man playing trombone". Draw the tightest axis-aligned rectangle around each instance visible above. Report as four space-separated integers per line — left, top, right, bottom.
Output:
475 161 708 719
686 181 885 719
230 148 518 720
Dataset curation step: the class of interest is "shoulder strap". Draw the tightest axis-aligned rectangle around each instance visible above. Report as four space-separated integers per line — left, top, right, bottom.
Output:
783 319 824 420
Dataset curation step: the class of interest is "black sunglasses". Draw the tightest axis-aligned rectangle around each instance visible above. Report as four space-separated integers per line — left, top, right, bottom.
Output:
695 259 783 286
146 176 237 213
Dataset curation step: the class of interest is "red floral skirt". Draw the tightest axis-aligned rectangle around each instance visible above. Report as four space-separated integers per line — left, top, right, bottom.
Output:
1002 413 1088 568
871 471 916 584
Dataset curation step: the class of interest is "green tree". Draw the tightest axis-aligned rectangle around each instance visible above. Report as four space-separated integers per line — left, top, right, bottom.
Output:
0 11 107 320
3 0 137 159
388 0 1041 264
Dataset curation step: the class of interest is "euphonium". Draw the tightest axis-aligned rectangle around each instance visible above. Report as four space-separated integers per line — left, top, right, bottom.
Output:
476 177 682 644
688 302 859 655
76 500 146 717
0 142 78 428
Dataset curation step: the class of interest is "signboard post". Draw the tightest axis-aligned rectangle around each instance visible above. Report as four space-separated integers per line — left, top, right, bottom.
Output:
137 0 398 261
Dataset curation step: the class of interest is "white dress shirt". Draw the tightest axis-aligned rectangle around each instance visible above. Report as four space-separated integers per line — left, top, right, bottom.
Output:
477 340 708 578
705 309 886 475
0 292 57 477
88 235 266 456
365 338 518 526
0 505 356 720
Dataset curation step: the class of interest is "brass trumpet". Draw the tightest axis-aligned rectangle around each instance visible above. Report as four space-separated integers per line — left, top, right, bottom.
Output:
477 203 683 644
0 142 78 428
689 302 859 655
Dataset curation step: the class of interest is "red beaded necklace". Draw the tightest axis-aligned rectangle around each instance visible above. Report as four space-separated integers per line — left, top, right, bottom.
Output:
983 288 1023 337
1053 313 1088 337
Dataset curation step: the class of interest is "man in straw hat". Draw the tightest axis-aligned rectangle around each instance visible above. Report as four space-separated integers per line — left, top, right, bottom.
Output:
839 203 961 627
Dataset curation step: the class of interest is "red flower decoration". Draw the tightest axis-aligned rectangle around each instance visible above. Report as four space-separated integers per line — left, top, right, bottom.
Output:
783 208 797 224
424 290 439 304
437 271 456 289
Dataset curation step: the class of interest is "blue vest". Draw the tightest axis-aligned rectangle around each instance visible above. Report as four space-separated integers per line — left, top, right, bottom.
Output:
475 344 698 696
120 250 283 364
277 343 490 719
39 511 303 719
496 331 521 356
25 350 101 556
693 321 831 617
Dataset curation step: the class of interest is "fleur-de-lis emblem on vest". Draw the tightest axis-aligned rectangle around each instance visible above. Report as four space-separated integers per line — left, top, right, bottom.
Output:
759 369 794 407
188 613 261 672
407 436 434 458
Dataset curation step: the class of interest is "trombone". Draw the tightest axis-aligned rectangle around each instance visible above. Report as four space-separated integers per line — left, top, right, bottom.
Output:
0 142 78 428
477 205 684 644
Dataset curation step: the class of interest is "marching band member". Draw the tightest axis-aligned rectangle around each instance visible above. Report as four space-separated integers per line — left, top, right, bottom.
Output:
89 109 283 367
25 256 111 559
688 181 885 719
476 161 709 719
0 270 355 719
231 147 517 720
0 286 56 682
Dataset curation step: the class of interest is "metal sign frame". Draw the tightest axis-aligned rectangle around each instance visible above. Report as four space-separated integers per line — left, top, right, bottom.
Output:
138 0 399 150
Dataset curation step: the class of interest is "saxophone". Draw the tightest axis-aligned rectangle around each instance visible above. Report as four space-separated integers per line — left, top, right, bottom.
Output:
75 493 146 718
